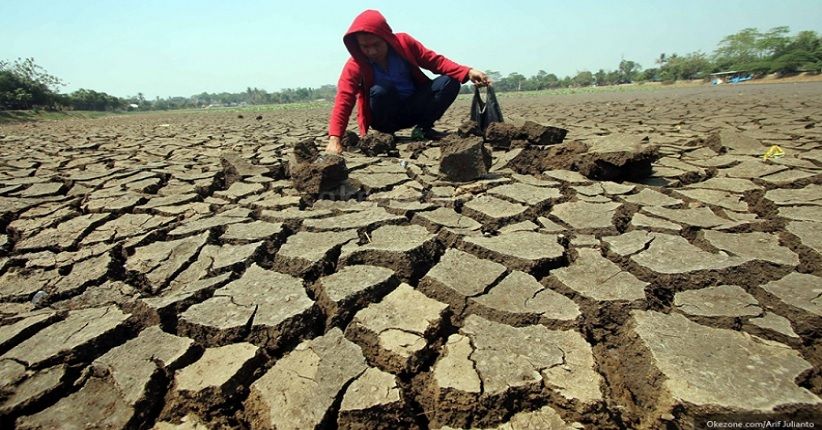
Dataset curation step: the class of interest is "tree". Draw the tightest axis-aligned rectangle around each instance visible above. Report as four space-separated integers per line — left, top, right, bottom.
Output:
594 69 607 86
662 52 712 80
715 27 762 68
618 59 641 83
571 71 594 87
640 68 659 82
0 58 65 109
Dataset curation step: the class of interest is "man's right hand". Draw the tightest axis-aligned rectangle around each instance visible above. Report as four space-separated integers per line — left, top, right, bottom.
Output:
326 136 343 155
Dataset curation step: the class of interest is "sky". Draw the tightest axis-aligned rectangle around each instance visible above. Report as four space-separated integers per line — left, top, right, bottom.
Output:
2 0 821 99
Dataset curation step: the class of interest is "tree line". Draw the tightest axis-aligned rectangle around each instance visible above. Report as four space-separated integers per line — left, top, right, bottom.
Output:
477 26 821 92
2 26 820 112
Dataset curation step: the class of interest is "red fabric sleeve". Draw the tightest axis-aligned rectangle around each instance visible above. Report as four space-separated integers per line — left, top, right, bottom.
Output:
328 59 361 137
401 33 471 83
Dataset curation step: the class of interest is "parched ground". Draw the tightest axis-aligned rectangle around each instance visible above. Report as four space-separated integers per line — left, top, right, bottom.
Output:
0 82 821 429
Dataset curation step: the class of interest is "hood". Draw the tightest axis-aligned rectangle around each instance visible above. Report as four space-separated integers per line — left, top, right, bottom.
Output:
343 9 400 63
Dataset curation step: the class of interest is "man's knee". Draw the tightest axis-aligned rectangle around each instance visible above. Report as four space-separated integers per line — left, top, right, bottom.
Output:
433 76 460 95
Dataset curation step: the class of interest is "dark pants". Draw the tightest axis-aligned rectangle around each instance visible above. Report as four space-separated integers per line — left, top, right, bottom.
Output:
369 75 460 134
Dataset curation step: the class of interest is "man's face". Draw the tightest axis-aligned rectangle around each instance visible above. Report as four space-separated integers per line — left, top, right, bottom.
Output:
356 33 388 63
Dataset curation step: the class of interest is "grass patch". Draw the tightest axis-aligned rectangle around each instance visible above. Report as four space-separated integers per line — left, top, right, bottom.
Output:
0 110 122 125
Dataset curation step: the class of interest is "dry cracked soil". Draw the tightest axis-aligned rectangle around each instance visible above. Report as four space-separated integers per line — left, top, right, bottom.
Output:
1 82 821 429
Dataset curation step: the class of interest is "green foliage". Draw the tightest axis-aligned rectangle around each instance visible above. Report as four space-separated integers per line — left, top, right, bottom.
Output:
67 89 124 111
618 59 641 83
0 58 64 109
4 25 821 116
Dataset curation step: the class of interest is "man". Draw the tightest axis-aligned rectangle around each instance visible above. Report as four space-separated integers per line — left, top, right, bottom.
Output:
326 9 491 155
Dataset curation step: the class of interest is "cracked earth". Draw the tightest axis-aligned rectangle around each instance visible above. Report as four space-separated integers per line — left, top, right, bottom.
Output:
1 83 821 429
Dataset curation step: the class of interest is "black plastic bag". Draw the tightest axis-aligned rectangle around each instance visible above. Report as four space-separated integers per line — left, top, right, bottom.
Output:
470 86 504 132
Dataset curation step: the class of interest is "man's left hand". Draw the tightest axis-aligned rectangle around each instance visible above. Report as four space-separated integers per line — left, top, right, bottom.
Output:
468 69 491 87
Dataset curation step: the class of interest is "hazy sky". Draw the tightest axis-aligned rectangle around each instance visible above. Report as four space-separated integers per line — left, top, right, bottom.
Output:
2 0 821 99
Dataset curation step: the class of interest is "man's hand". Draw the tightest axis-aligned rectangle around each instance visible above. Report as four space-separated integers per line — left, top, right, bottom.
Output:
326 136 343 155
468 69 491 87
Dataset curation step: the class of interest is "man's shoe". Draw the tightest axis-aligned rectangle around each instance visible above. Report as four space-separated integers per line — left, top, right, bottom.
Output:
411 126 448 141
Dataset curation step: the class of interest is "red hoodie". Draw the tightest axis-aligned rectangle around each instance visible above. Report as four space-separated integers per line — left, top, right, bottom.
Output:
328 10 472 137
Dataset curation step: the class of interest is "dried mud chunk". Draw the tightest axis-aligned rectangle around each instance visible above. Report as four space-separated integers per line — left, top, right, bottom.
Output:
1 305 129 368
577 134 659 180
778 205 822 223
673 285 762 317
0 310 60 351
461 231 565 274
486 182 561 206
422 315 602 428
550 248 647 302
622 188 682 207
338 224 438 281
630 212 683 231
301 206 404 232
683 177 760 194
126 232 209 293
338 367 415 430
178 264 314 348
358 131 396 156
457 119 482 137
630 233 751 274
221 152 269 185
702 230 799 267
172 241 263 285
15 182 65 198
641 206 743 229
345 284 448 374
219 220 285 243
705 129 767 155
674 188 747 212
244 328 368 430
439 405 575 429
720 159 787 179
291 152 348 195
764 184 822 206
312 265 398 328
628 311 821 421
341 130 360 149
16 376 133 430
462 195 528 225
167 208 251 238
761 273 822 317
81 213 174 245
413 207 482 231
786 221 822 255
213 181 265 201
748 312 800 339
292 138 320 164
92 326 194 404
163 342 262 419
0 364 66 415
138 193 198 212
136 273 232 325
15 213 109 251
349 170 408 193
83 192 144 213
17 326 193 430
439 136 492 182
520 120 567 145
551 201 621 230
484 122 522 150
470 270 580 325
273 230 358 277
419 248 506 316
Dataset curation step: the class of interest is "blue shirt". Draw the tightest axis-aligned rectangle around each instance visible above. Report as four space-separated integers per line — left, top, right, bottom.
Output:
371 48 415 99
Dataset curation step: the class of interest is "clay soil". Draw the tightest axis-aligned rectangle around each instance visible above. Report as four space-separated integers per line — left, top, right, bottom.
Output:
0 82 821 429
